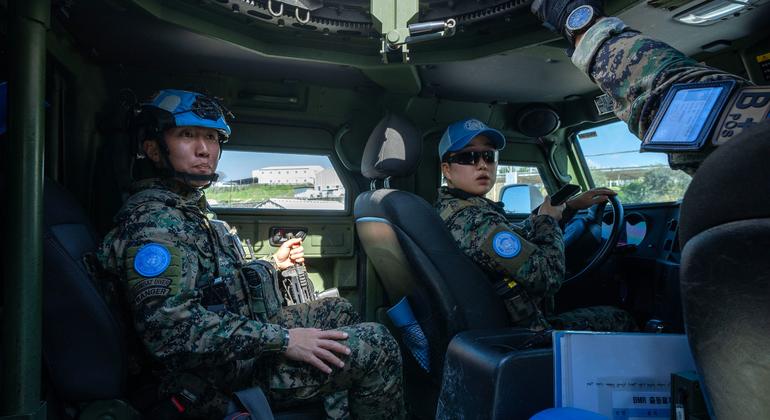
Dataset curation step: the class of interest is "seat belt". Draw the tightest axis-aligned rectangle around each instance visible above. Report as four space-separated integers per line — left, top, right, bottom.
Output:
223 387 275 420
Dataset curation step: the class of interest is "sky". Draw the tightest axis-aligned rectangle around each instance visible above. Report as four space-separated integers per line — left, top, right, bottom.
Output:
577 121 669 169
216 150 334 181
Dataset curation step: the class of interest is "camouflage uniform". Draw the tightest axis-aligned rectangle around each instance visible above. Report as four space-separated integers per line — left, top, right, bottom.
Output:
435 187 636 331
572 17 748 170
99 178 405 419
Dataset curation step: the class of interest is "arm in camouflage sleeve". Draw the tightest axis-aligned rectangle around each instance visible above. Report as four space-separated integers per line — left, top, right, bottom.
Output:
118 211 287 368
461 208 565 299
572 17 747 138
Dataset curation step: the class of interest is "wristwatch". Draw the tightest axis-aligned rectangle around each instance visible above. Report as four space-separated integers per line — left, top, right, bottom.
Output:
564 5 599 46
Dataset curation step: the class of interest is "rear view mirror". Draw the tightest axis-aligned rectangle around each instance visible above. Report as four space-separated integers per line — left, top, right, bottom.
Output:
500 184 544 213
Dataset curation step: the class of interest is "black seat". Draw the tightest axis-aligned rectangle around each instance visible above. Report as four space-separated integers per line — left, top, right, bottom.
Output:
679 120 770 418
353 115 512 417
43 178 130 408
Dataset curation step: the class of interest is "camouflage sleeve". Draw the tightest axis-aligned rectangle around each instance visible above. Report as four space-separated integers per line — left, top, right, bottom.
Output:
572 17 747 138
117 209 287 368
458 208 565 298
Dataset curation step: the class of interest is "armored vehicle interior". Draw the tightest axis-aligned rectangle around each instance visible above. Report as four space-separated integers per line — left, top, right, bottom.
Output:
1 0 769 418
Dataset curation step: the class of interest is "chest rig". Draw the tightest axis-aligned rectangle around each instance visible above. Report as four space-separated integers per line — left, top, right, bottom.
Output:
198 217 285 323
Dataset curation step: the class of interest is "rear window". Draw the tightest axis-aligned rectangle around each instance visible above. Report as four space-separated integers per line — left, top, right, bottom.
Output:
208 151 346 211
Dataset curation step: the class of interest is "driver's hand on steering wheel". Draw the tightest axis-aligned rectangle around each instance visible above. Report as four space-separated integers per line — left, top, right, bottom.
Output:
538 196 566 221
566 187 617 210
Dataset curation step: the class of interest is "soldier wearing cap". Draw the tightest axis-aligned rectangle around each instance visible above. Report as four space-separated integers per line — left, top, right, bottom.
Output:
435 118 637 331
98 89 405 419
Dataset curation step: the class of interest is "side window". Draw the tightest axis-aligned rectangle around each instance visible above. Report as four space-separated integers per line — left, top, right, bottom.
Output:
488 165 547 213
576 121 691 204
208 151 346 211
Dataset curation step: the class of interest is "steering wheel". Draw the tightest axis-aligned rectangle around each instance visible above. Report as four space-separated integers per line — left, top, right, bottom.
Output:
561 195 624 283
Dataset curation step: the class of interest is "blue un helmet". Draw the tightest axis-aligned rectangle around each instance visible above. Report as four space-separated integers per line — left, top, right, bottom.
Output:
131 89 233 186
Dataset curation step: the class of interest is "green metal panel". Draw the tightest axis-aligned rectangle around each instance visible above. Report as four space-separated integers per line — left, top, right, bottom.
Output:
361 66 421 95
370 0 418 39
1 0 49 417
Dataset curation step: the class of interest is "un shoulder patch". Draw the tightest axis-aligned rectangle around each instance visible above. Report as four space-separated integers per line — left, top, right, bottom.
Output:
133 243 171 277
492 231 521 258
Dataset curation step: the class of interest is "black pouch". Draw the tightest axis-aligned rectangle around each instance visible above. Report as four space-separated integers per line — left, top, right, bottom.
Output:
502 293 537 324
494 280 537 324
241 260 284 322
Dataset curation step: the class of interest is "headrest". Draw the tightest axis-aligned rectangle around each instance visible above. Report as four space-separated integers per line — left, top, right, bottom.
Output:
679 119 770 247
361 114 422 180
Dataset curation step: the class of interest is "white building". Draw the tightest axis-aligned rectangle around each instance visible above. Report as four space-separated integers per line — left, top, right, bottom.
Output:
251 165 324 185
314 168 345 198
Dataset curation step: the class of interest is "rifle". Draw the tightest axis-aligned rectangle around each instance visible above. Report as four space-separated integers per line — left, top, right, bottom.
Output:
280 231 317 305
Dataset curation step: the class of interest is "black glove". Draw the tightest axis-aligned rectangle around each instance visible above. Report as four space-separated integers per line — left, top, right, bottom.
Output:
530 0 604 42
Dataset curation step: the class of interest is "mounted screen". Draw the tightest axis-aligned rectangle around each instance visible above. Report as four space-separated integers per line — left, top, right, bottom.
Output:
641 80 736 152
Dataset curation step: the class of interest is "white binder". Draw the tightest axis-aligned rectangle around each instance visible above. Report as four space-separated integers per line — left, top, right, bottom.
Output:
553 331 696 419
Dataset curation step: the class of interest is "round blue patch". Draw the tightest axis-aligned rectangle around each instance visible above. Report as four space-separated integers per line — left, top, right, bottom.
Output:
134 243 171 277
492 232 521 258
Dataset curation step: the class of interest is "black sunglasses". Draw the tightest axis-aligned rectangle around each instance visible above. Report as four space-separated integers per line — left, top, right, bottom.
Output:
444 150 499 166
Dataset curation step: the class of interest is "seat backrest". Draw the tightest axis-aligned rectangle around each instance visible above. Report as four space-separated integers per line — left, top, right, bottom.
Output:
679 120 770 418
43 178 127 402
354 114 509 375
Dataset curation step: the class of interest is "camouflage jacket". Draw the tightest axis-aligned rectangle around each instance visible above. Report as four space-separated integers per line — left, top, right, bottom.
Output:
573 17 748 169
434 187 565 302
98 178 287 378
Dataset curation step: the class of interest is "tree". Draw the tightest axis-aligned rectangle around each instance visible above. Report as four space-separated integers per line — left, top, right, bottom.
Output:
614 167 691 204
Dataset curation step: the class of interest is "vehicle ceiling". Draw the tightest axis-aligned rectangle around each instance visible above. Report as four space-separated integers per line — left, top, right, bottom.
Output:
57 0 770 104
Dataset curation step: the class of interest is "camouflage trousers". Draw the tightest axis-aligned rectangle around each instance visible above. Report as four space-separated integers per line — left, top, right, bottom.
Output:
266 297 406 420
163 297 405 420
547 305 638 332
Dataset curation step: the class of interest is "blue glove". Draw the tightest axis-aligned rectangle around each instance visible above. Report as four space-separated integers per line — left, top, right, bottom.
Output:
387 297 431 372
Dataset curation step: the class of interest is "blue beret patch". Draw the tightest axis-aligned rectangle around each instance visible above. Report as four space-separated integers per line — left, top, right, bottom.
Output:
492 231 521 258
134 243 171 277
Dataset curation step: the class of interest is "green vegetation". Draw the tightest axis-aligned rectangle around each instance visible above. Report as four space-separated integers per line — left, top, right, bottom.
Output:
592 166 692 204
207 184 299 205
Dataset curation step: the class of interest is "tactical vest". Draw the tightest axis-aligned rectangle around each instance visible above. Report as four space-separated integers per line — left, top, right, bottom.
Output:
124 186 284 324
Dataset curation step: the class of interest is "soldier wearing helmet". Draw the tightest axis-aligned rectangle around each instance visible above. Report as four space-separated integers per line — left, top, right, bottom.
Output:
98 89 405 419
129 89 232 187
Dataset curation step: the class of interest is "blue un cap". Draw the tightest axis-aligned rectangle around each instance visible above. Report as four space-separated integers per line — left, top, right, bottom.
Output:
438 118 506 159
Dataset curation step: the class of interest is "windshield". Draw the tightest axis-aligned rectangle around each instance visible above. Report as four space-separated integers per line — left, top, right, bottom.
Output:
576 121 692 204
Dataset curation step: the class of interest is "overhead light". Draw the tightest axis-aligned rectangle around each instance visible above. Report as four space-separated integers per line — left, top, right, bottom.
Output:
674 0 751 25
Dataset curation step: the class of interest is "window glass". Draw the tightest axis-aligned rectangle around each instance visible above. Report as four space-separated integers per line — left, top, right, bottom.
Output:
208 151 346 211
489 165 546 213
576 121 691 204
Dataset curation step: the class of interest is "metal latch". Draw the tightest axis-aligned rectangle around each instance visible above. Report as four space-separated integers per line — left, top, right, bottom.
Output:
370 0 457 63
